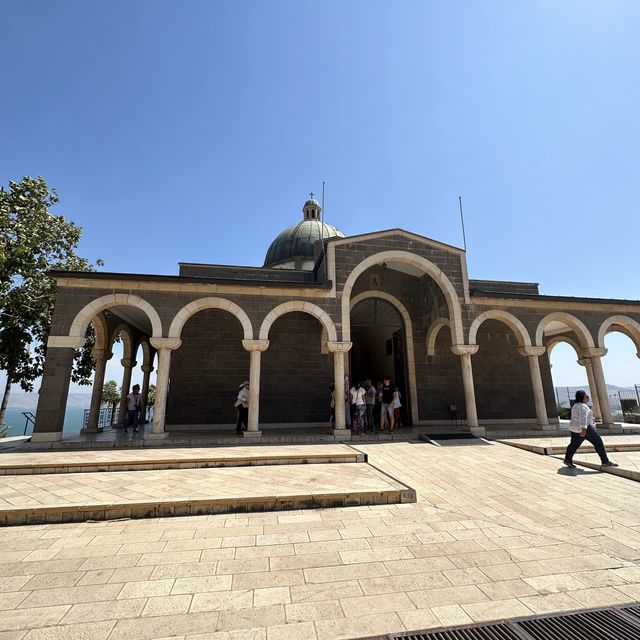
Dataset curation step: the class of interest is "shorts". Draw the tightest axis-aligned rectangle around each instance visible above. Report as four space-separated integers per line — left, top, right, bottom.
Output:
381 403 394 417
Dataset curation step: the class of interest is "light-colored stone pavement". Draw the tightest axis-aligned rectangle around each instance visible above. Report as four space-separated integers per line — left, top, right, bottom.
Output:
0 441 639 639
0 462 411 525
571 450 640 482
0 444 363 475
497 434 640 455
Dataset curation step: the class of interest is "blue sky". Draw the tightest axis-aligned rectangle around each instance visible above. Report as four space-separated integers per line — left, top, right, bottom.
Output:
1 0 639 393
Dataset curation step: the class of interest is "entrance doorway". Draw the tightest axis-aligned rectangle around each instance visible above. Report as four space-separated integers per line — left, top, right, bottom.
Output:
350 298 411 426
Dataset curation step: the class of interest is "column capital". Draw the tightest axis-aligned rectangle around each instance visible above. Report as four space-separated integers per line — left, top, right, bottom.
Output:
577 358 590 367
517 346 546 357
47 335 85 349
141 364 155 373
150 337 182 351
120 358 137 368
92 349 113 362
242 339 270 352
580 347 607 359
451 344 479 356
327 341 352 353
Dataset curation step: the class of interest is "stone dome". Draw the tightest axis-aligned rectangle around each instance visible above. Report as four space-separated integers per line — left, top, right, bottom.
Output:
263 197 344 269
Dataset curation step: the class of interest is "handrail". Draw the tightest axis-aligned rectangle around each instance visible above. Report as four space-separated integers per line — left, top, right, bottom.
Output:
22 411 36 436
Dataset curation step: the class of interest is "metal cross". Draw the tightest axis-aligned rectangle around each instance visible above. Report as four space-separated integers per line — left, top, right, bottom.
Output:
309 192 314 200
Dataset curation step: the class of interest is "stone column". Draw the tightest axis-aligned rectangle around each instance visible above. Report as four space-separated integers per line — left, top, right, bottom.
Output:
147 338 182 439
451 345 483 435
32 336 84 442
578 358 602 422
242 339 270 439
117 358 136 427
83 348 112 433
327 341 353 438
140 364 154 424
517 346 551 430
581 348 614 428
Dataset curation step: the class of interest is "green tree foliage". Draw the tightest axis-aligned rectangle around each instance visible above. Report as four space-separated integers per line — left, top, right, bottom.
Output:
0 177 102 425
102 380 121 424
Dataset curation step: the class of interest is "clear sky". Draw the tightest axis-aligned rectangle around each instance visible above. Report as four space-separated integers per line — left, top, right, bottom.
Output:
1 0 639 394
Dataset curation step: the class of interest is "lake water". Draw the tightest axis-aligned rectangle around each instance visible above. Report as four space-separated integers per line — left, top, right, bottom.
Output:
3 406 86 437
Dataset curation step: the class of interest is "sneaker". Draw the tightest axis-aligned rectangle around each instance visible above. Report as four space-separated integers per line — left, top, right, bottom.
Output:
602 461 619 467
563 459 576 468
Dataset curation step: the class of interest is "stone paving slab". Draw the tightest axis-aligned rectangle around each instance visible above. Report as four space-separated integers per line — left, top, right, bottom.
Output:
560 451 640 483
0 441 639 640
0 462 415 525
0 443 364 475
496 434 640 455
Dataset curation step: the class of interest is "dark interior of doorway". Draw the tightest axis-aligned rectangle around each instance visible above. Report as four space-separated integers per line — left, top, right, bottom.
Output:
350 299 411 426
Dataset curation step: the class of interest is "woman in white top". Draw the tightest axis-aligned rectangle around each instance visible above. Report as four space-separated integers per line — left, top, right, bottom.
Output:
350 383 366 435
564 390 617 468
235 382 249 435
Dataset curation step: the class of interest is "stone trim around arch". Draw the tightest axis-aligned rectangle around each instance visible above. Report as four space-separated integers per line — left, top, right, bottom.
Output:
350 290 419 425
597 315 640 353
69 294 163 340
468 310 532 347
108 324 135 361
426 318 452 357
168 297 253 341
340 250 464 344
545 334 582 357
535 312 595 349
258 301 338 342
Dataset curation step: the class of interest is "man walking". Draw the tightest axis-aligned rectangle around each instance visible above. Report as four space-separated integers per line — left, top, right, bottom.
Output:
564 390 618 469
124 384 142 433
380 375 398 432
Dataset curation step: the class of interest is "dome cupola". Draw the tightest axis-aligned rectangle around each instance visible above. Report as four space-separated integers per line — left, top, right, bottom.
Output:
263 194 344 270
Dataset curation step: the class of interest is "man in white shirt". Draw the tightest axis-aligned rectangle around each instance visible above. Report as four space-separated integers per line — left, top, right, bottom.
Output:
564 390 617 468
124 384 142 433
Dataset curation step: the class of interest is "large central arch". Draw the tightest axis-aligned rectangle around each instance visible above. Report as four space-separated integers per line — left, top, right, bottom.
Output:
350 290 419 424
340 250 464 344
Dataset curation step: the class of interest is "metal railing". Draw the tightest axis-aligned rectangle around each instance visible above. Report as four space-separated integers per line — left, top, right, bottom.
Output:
555 385 640 422
21 412 36 435
83 406 119 428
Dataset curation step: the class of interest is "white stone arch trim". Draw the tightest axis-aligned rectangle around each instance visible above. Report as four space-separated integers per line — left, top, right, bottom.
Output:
546 334 582 358
426 318 451 357
168 297 253 341
139 340 155 368
90 313 109 352
69 294 163 340
535 312 595 349
468 310 532 347
259 301 338 342
109 323 135 361
597 315 640 352
350 291 419 425
340 250 463 344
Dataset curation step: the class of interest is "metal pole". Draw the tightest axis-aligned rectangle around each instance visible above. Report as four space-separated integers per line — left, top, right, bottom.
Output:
635 384 640 406
458 196 467 252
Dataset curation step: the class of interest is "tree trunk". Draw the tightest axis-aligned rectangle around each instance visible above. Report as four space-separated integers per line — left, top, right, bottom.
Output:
0 375 12 427
111 401 117 425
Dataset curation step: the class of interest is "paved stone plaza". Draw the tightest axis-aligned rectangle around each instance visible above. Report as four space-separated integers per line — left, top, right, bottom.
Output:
1 440 639 639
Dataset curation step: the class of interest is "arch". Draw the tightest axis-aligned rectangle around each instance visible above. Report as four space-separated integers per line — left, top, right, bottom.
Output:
545 334 582 358
90 313 109 352
340 250 464 344
535 312 595 349
259 301 338 342
597 315 640 352
350 290 419 424
426 318 451 357
168 297 253 341
109 324 135 360
69 294 162 340
139 340 155 368
468 310 532 347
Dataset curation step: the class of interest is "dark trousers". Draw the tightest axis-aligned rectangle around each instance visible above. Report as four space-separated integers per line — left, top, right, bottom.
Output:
565 425 610 464
125 409 139 431
236 405 248 433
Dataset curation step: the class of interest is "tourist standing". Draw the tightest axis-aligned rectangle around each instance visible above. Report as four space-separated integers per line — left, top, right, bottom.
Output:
365 379 376 432
351 381 366 435
124 384 142 432
329 383 336 427
564 390 617 468
393 389 403 428
235 381 249 435
380 376 398 432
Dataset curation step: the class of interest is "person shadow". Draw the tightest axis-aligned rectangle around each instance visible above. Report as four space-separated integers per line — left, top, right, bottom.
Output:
557 466 601 476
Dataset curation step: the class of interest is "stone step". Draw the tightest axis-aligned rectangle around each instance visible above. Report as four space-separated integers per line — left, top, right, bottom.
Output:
0 443 364 475
0 462 416 526
495 434 640 455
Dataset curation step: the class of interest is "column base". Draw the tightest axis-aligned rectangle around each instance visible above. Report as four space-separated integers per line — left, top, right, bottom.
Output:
532 423 555 432
30 431 63 442
597 422 622 430
332 429 352 439
242 430 262 439
80 427 104 435
145 431 170 440
464 426 486 437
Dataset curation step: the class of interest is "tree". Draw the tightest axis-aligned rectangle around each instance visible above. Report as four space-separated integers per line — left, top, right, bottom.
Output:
101 380 120 425
146 384 156 420
0 177 102 426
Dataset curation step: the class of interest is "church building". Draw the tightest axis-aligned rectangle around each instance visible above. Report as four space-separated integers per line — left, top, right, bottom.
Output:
33 197 640 442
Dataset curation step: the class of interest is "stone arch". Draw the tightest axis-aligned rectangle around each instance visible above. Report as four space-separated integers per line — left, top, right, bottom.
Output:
546 334 582 358
426 318 452 357
350 290 419 424
91 313 109 352
259 301 338 342
468 310 532 347
69 294 162 340
109 324 135 361
597 315 640 353
340 250 464 344
139 340 155 368
535 312 595 349
168 297 253 341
